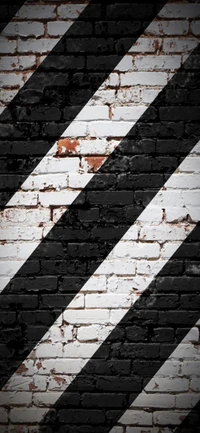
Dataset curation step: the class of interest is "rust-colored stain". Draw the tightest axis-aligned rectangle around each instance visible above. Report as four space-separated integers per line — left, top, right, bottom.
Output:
54 376 66 385
16 363 28 375
36 361 43 370
29 381 37 391
85 156 106 172
154 39 160 52
57 138 80 156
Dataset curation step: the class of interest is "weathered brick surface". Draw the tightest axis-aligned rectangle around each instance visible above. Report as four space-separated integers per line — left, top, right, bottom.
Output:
0 1 200 432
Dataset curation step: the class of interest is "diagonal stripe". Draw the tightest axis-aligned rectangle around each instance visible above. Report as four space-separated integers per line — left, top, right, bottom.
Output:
110 325 200 431
0 0 168 210
0 43 200 389
36 222 200 432
0 1 27 33
1 146 199 426
1 27 197 292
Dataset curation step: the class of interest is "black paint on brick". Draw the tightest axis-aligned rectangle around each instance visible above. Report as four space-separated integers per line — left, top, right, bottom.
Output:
174 402 200 433
0 0 167 209
38 223 200 432
0 44 200 389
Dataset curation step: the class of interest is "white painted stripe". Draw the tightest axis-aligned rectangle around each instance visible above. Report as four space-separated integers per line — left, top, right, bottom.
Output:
1 148 199 425
111 324 200 432
0 34 198 292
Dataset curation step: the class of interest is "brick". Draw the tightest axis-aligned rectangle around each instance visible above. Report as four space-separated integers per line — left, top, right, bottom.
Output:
47 21 71 37
112 106 146 121
0 73 23 88
64 309 110 325
129 37 162 53
90 89 116 105
0 89 17 104
0 391 32 406
145 378 189 393
10 408 48 424
3 21 45 37
111 241 160 259
18 38 59 54
121 72 168 86
85 293 133 309
134 392 175 409
63 342 99 358
134 55 181 71
34 156 80 174
140 225 186 242
116 88 140 104
116 55 133 71
63 121 88 137
0 37 16 54
179 157 200 173
57 4 87 19
0 408 8 423
153 411 188 426
82 275 107 293
77 325 113 342
159 4 200 19
167 174 200 190
87 121 131 137
39 191 79 207
0 227 42 241
0 56 36 71
35 342 63 358
147 20 189 36
190 377 200 392
176 393 199 409
22 174 69 191
163 38 198 53
7 192 38 207
98 259 136 275
191 20 200 36
120 409 152 426
77 105 109 121
15 5 56 19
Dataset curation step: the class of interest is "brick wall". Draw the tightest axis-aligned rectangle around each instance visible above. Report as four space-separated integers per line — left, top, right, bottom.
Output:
0 1 200 431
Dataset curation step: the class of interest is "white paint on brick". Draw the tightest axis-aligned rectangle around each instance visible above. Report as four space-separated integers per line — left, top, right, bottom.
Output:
57 4 87 19
146 20 189 36
47 21 72 37
2 21 45 38
15 5 57 20
0 37 16 54
134 55 182 71
120 71 169 86
0 73 24 88
0 56 36 71
159 4 200 19
163 37 198 53
191 21 200 36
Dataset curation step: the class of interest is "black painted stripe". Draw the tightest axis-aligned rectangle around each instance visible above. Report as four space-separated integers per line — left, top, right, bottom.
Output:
174 400 200 433
0 45 200 389
38 223 200 432
0 0 167 210
0 1 26 33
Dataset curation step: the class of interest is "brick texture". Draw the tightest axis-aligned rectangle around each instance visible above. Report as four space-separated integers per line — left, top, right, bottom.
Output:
0 1 200 432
